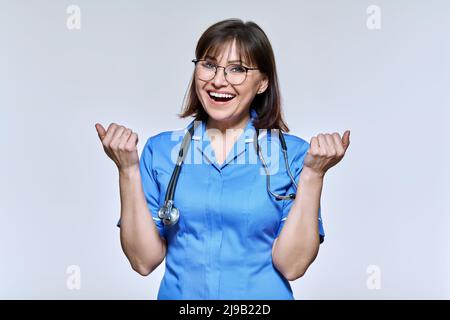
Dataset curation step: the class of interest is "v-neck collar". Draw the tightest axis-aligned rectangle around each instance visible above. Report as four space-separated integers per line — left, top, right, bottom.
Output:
189 108 259 171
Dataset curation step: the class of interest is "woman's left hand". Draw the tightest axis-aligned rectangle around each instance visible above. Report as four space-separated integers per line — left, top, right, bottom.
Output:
302 130 351 178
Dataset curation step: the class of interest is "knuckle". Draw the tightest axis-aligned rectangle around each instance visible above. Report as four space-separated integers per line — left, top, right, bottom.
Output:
109 141 118 150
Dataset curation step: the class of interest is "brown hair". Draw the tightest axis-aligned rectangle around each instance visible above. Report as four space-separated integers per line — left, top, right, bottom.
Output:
177 18 290 132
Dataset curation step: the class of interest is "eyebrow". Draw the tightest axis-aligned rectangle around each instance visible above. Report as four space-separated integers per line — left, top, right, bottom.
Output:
205 55 246 64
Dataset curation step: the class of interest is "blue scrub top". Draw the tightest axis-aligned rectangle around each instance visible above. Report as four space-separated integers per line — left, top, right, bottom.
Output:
117 108 325 299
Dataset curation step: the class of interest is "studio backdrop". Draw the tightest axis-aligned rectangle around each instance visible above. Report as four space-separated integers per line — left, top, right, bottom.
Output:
1 0 449 299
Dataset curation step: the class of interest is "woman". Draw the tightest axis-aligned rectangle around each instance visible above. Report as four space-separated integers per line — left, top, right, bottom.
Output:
95 19 350 300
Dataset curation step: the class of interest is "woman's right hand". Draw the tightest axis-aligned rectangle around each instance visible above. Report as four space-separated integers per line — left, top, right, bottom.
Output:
95 123 140 172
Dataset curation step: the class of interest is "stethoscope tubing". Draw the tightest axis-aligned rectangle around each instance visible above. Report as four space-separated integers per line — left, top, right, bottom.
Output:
158 120 298 226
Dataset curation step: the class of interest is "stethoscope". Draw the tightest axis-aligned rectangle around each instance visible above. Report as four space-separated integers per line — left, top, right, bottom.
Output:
158 119 299 226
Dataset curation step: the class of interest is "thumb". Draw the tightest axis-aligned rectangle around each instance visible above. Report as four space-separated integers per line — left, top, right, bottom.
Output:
342 130 350 151
95 123 107 141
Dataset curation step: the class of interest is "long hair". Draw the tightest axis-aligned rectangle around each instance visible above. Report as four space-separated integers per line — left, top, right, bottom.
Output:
177 18 289 132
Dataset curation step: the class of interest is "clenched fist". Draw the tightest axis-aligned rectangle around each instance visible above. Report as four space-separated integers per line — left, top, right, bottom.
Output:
95 123 140 172
302 130 351 178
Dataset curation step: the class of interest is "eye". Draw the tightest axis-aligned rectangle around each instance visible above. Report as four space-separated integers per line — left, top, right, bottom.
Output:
228 65 246 73
201 61 216 69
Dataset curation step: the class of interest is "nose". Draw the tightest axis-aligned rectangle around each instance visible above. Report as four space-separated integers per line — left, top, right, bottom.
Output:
211 66 228 87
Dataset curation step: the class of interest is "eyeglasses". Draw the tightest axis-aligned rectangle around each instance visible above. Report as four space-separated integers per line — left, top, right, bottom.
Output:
192 59 259 85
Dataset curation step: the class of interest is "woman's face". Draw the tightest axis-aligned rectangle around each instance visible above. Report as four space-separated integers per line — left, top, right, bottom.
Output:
195 39 268 126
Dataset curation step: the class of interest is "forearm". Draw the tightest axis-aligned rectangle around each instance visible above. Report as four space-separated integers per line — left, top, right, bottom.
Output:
118 166 166 276
272 168 324 281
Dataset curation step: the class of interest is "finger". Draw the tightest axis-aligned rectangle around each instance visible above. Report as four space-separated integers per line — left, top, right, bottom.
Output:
127 131 138 145
317 134 329 156
332 132 345 155
110 126 126 148
342 130 351 151
324 134 337 155
102 123 119 146
309 136 319 154
126 132 138 150
95 123 106 141
118 128 133 150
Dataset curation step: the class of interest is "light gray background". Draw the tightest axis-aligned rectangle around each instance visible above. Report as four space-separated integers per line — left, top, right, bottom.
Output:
1 0 449 299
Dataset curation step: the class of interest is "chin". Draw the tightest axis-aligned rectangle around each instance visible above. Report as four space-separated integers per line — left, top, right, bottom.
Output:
204 107 233 118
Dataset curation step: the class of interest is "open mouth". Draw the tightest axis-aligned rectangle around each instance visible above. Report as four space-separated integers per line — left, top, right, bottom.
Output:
207 91 236 104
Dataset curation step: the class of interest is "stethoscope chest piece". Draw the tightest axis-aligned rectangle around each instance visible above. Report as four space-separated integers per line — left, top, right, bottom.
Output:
158 199 180 226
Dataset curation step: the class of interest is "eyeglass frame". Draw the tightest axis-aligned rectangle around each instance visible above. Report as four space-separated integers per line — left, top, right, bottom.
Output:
191 58 259 85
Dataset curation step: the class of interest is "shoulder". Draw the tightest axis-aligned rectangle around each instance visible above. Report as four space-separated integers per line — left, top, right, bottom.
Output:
140 128 188 167
278 133 311 170
281 132 310 156
142 127 187 151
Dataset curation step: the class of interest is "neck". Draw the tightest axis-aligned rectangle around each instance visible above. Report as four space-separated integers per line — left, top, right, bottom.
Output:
206 112 250 136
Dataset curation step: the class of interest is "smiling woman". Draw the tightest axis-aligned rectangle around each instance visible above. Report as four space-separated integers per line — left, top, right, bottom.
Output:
179 19 288 133
97 18 349 300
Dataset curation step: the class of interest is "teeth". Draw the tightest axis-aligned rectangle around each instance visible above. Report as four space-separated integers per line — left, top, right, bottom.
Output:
209 91 235 99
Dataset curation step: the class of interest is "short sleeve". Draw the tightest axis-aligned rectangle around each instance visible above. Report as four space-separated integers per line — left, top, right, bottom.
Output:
276 140 325 244
116 136 166 239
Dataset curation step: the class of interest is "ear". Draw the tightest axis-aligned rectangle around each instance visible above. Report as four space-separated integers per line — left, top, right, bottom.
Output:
257 75 269 94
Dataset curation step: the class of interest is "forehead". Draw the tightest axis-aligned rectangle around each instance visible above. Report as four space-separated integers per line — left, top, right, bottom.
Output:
201 38 254 65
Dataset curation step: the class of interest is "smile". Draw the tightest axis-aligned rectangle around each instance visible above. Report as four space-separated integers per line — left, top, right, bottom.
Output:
207 90 236 104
